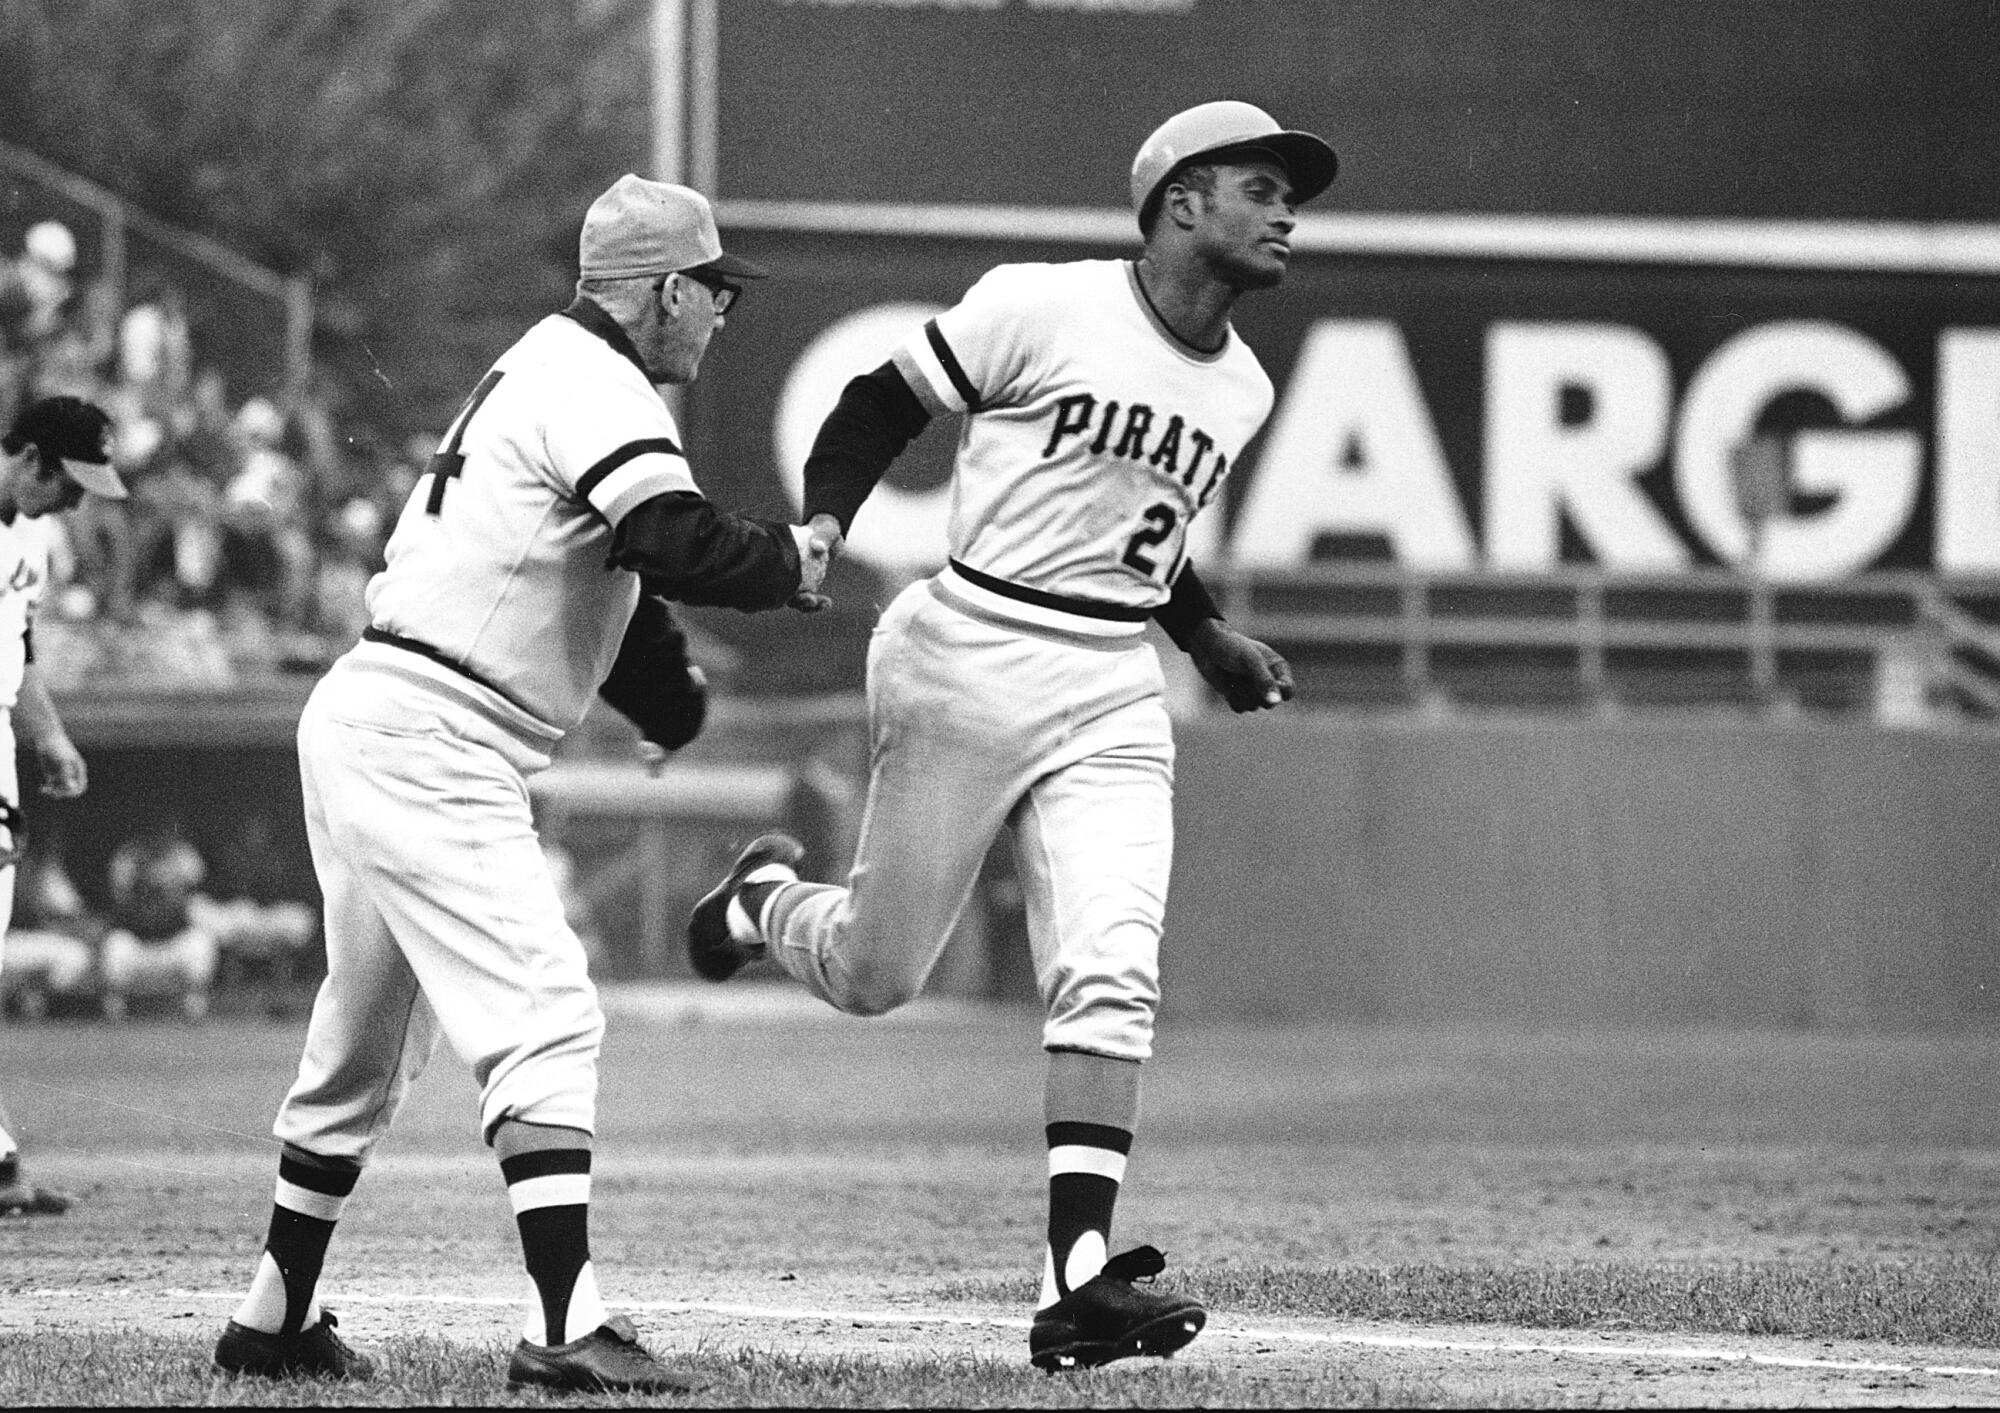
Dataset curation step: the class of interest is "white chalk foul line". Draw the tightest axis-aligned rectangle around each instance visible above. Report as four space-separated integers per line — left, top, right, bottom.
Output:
68 1290 2000 1381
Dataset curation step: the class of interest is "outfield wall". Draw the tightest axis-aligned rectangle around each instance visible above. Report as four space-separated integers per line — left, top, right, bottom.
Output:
1166 715 2000 1029
38 697 2000 1028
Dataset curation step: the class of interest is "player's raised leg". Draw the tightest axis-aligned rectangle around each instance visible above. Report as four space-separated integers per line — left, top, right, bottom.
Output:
693 585 1026 1013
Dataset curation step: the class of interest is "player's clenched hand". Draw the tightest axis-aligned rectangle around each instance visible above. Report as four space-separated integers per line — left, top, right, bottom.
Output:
1187 620 1296 713
788 512 844 613
34 733 87 798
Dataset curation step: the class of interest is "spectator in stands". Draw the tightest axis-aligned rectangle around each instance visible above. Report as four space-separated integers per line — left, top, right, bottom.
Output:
1 219 467 695
221 396 312 632
310 496 384 644
99 818 221 1022
118 280 194 419
32 274 117 404
1 222 77 350
0 222 80 427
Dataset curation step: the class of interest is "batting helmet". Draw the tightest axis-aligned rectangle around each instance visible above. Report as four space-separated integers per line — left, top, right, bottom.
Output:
1131 100 1339 233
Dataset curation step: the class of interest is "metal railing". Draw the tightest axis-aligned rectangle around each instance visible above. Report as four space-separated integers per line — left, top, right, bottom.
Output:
1205 562 2000 723
0 139 313 399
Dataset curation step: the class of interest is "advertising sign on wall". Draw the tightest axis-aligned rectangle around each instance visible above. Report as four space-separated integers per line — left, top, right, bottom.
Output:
681 0 2000 586
687 231 2000 584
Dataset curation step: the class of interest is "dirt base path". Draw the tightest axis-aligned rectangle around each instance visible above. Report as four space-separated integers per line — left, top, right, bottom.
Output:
10 1272 1999 1408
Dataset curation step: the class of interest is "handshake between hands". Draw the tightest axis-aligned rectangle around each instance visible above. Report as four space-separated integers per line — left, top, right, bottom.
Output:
788 512 844 613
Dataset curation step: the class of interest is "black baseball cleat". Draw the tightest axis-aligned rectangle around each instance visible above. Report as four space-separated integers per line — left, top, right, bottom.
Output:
687 832 804 982
506 1315 708 1394
1030 1245 1207 1372
213 1310 377 1380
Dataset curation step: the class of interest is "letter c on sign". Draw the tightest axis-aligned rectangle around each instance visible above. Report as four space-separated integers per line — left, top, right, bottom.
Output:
774 303 949 579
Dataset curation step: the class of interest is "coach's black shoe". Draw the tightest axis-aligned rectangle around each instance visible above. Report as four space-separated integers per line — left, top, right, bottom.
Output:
687 832 804 981
213 1310 377 1380
1030 1245 1207 1372
506 1315 707 1394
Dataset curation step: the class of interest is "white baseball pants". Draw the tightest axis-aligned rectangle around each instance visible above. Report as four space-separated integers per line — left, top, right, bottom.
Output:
0 711 17 953
770 578 1173 1061
275 653 604 1163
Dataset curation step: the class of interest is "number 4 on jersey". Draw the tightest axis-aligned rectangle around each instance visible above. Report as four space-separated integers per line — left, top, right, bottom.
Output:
424 369 505 514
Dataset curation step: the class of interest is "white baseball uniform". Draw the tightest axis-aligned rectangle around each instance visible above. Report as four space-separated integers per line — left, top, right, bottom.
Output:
772 259 1273 1060
0 511 50 941
277 306 786 1159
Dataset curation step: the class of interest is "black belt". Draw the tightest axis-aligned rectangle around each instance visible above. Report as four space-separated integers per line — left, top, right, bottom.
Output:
948 559 1151 622
361 627 528 713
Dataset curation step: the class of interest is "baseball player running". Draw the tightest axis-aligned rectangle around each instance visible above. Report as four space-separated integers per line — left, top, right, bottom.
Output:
0 395 122 1219
213 175 833 1394
688 101 1335 1370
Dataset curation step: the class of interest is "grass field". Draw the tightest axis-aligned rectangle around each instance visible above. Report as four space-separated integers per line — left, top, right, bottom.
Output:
3 983 1999 1406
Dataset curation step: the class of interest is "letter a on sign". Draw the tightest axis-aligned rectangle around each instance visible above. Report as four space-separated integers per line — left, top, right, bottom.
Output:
1231 320 1474 570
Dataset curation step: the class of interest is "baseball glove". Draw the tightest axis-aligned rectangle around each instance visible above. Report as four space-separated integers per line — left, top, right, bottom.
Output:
599 594 708 752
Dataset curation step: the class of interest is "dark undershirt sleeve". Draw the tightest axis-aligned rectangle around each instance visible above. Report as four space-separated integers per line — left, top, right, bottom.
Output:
801 360 934 534
1151 559 1224 650
607 492 802 611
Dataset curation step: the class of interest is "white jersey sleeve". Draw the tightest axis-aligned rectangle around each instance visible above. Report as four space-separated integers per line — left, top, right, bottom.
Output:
540 366 699 526
892 264 1051 419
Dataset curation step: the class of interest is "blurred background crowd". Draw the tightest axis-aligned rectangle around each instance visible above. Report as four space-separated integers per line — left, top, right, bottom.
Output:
0 216 421 690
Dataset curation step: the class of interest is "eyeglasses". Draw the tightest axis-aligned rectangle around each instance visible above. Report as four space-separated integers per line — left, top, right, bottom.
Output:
675 268 741 315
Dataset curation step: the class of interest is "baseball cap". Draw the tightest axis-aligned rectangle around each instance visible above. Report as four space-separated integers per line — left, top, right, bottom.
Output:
3 395 127 499
1131 100 1339 231
578 174 766 282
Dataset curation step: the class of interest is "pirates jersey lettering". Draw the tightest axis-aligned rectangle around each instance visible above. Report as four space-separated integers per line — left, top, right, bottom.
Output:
366 314 701 732
891 260 1272 612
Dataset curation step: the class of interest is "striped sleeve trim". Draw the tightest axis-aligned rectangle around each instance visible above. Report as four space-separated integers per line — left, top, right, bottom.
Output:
577 437 696 524
894 320 981 415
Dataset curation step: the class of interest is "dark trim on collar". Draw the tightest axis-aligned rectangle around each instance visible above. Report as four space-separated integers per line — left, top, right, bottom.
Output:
560 296 652 379
1125 260 1229 362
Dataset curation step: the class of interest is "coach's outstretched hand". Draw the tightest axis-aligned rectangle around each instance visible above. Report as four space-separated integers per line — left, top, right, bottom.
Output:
788 513 845 613
1186 619 1296 713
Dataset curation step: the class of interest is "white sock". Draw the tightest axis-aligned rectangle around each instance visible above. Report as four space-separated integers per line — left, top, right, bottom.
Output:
724 865 794 943
233 1250 318 1334
521 1260 609 1346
